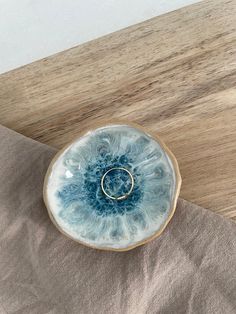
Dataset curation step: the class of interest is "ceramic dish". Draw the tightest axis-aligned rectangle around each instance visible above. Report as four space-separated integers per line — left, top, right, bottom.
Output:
43 122 181 251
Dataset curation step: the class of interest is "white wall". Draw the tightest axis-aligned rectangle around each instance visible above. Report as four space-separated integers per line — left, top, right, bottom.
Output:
0 0 201 74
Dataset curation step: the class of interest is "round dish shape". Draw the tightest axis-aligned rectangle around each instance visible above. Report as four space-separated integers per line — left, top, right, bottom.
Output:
43 122 181 251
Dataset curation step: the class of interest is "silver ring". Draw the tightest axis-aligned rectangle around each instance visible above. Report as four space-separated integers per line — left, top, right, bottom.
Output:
101 167 134 200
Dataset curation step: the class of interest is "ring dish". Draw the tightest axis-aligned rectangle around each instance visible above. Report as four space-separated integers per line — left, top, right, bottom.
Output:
43 123 181 251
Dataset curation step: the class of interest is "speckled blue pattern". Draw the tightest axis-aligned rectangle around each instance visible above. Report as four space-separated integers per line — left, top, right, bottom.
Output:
58 153 142 217
45 124 178 250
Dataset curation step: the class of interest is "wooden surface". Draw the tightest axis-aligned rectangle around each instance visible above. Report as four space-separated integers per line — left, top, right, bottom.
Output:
0 0 236 220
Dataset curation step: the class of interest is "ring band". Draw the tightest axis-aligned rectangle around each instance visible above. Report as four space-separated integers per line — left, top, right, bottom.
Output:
101 167 134 200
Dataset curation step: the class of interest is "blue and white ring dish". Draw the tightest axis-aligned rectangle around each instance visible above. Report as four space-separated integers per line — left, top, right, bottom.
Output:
43 123 181 251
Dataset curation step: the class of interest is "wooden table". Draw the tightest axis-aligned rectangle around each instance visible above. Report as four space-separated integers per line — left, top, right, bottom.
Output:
0 0 236 220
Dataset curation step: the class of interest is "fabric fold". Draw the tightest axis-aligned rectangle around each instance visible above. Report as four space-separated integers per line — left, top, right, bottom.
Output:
0 125 235 314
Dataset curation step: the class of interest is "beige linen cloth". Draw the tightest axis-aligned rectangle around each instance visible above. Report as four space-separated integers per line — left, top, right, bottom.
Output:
0 124 236 314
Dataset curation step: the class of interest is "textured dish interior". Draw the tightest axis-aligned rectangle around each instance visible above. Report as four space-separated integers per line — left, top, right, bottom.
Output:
46 125 177 249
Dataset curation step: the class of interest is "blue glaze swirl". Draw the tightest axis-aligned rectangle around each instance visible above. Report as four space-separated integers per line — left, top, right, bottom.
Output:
58 154 143 217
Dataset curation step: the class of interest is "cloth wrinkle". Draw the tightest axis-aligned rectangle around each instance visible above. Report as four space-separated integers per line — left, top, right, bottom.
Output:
0 125 235 314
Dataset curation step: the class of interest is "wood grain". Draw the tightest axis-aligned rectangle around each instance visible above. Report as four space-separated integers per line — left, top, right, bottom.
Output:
0 0 236 220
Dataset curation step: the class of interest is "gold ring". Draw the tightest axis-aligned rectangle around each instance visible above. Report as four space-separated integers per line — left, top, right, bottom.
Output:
101 167 134 200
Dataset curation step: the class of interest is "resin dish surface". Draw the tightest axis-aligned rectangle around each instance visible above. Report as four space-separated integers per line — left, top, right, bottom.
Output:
44 124 181 251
